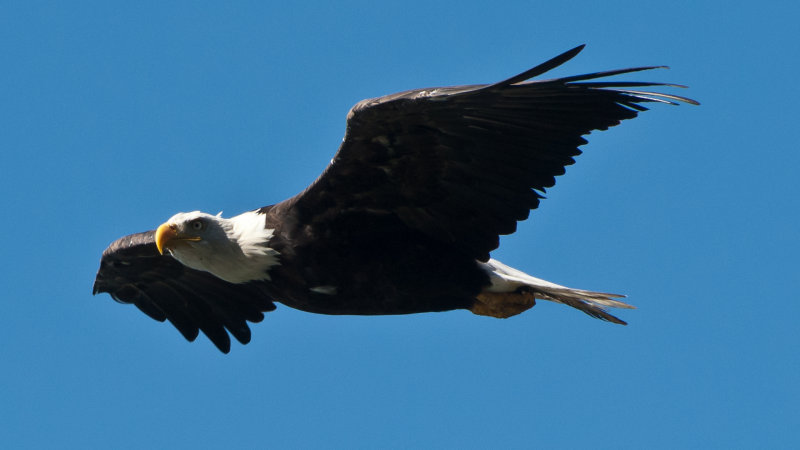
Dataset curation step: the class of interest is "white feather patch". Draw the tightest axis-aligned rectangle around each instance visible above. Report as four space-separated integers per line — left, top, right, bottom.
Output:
480 259 566 293
224 210 281 281
310 285 338 295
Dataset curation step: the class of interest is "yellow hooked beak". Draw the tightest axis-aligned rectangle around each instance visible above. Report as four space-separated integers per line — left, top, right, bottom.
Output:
155 222 201 255
155 223 177 255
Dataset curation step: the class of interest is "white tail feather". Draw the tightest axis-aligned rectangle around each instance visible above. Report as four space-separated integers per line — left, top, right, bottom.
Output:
480 259 634 323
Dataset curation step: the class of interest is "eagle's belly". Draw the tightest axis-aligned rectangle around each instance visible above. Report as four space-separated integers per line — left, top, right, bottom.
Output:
266 230 491 316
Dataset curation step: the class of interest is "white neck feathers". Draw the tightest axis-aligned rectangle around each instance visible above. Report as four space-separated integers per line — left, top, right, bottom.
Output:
217 210 281 283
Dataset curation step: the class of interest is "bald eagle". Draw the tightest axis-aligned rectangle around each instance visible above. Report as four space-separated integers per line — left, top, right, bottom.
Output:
93 45 696 353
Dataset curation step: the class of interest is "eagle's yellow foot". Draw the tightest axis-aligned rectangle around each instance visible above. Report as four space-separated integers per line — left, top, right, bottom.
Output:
471 290 536 318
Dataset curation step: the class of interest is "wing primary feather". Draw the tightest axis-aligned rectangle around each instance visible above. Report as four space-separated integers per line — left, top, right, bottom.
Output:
611 89 700 105
479 44 586 89
556 66 667 84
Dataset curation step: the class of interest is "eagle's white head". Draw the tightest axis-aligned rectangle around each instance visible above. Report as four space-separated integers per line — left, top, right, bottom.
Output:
155 210 280 284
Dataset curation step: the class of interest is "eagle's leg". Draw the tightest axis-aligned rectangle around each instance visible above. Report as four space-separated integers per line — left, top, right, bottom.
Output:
470 289 536 318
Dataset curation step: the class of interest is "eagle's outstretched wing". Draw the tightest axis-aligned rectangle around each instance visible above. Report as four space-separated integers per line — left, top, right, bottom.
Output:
92 231 276 353
289 45 696 261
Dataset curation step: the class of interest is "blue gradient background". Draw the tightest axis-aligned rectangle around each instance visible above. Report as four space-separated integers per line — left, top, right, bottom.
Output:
2 1 797 448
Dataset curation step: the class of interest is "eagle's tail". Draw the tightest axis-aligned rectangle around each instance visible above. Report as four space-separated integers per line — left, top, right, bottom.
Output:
472 259 634 324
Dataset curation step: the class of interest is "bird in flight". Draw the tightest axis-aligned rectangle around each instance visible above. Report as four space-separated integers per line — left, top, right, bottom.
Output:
93 45 697 353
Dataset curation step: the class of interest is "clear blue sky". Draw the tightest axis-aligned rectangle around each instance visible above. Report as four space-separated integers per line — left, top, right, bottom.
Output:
1 1 797 448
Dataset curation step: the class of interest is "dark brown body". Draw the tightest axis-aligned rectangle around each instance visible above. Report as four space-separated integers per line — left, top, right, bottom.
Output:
260 203 490 315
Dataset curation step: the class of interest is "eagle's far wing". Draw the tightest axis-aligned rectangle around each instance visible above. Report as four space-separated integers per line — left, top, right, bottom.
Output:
92 231 276 353
289 45 696 261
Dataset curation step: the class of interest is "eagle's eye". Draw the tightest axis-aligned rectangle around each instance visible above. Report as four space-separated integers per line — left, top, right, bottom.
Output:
190 219 205 231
